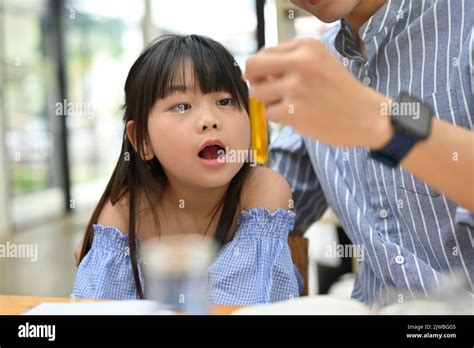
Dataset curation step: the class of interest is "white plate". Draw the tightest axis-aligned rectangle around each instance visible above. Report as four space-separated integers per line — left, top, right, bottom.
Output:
232 295 372 315
23 300 174 315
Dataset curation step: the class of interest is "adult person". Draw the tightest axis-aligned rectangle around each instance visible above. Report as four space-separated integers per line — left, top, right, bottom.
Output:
246 0 473 306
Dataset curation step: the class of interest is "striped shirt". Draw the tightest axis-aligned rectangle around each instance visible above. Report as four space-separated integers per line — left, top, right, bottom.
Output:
271 0 474 307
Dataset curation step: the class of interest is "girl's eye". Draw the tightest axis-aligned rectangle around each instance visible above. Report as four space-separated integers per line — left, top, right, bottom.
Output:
172 103 191 112
217 98 237 106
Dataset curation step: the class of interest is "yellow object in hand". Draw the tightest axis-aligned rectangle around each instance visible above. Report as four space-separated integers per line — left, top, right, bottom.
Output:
249 97 268 165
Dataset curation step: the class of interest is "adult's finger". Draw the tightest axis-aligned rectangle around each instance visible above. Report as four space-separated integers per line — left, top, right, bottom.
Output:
264 99 294 124
249 76 291 105
245 54 294 82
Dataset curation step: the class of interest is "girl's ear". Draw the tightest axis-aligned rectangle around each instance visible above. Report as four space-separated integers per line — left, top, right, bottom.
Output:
126 120 155 161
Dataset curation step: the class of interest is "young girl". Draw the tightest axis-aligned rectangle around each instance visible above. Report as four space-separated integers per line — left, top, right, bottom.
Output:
73 34 302 305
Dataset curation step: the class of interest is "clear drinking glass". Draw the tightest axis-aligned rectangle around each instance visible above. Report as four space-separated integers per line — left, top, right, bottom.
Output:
141 234 217 314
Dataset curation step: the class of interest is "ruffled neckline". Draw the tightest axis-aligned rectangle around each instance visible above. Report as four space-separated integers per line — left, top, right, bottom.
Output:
92 207 296 247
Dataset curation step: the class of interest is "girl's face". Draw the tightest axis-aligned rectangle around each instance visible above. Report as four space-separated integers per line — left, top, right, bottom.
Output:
147 71 250 189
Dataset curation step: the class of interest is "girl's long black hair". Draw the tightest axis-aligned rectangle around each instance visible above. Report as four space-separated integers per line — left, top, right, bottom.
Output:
78 35 251 299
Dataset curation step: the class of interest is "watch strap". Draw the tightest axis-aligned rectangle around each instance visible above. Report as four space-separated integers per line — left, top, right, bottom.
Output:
369 126 417 167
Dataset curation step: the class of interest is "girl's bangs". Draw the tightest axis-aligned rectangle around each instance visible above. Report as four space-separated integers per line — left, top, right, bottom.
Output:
154 36 248 110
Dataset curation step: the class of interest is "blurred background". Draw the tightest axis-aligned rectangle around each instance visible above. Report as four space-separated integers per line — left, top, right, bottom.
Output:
0 0 352 299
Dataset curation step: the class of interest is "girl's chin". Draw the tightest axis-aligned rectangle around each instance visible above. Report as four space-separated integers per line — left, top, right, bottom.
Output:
196 164 244 187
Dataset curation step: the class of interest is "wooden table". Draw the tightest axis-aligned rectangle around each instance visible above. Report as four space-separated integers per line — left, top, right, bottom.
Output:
0 295 239 315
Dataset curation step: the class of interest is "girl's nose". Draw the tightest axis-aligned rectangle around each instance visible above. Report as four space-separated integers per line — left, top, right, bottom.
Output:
199 112 221 132
202 123 218 131
197 102 222 133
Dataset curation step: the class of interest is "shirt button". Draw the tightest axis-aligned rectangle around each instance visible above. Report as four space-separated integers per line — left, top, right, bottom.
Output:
379 208 388 219
362 76 371 86
395 255 405 265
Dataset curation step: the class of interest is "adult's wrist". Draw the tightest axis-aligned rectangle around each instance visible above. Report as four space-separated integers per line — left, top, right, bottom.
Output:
361 93 394 150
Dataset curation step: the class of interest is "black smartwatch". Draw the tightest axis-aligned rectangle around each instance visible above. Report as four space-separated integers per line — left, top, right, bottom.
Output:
370 92 433 168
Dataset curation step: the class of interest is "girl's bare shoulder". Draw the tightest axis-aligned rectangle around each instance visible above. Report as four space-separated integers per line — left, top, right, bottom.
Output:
240 166 292 212
97 197 130 234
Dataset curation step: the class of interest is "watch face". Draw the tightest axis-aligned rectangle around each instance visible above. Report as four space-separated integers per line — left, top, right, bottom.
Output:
391 93 433 139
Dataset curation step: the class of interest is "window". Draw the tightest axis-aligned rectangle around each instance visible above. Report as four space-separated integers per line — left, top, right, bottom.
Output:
150 0 257 67
2 0 64 227
64 0 145 210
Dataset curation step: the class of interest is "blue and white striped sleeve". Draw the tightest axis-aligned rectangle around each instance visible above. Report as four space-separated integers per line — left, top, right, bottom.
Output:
72 225 141 300
270 126 328 230
207 208 301 305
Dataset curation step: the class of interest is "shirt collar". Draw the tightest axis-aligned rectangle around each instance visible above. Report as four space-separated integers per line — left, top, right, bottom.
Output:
334 0 416 60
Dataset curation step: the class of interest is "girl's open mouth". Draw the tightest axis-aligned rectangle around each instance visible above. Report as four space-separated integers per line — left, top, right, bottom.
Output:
197 139 226 167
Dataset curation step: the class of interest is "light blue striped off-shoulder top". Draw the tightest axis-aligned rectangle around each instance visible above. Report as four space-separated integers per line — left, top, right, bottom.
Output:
72 207 303 305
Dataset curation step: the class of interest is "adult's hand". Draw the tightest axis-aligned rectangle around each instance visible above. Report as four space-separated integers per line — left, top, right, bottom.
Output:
245 38 392 149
